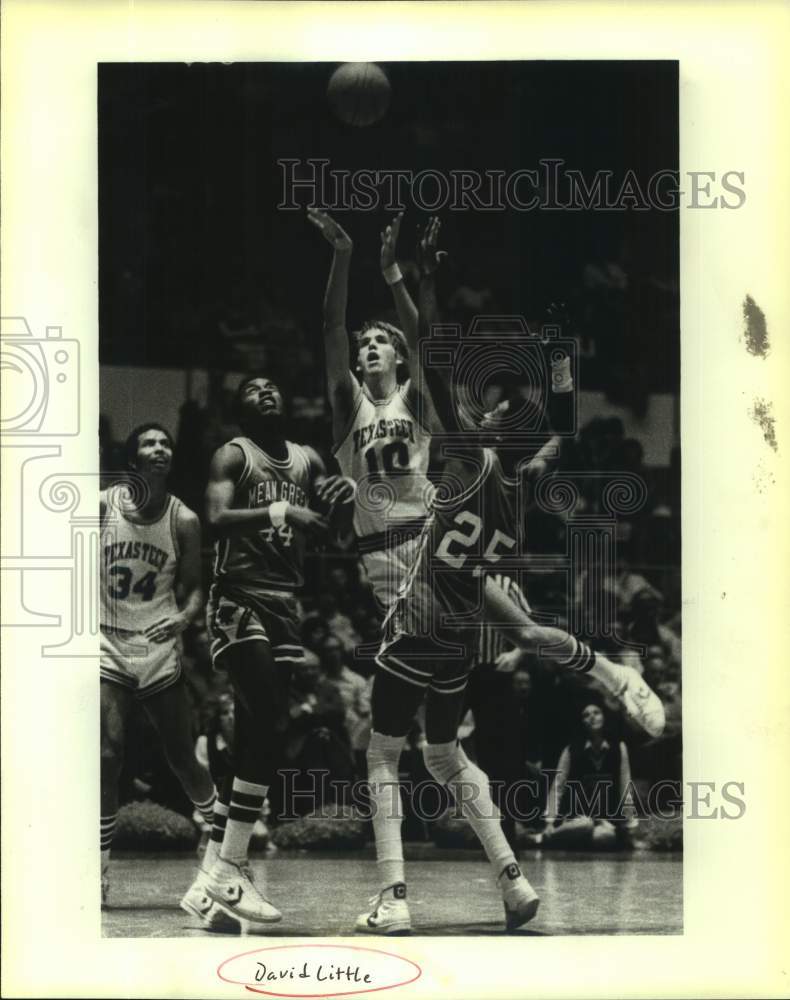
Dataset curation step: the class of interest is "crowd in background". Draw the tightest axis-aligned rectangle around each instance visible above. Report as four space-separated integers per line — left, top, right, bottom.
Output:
101 343 682 848
99 60 681 850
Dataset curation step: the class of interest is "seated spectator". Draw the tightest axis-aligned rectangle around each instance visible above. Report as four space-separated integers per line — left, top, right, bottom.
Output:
283 658 356 814
624 587 682 672
195 690 234 788
318 634 372 771
631 673 682 785
538 702 638 850
316 593 360 654
301 613 330 659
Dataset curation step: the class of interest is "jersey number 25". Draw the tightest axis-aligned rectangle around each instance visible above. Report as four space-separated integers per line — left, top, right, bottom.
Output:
435 511 516 570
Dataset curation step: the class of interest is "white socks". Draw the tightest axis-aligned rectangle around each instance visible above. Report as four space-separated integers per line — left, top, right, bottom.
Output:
367 732 407 889
423 741 516 877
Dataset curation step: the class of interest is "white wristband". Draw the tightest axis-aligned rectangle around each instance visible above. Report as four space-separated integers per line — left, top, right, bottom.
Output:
269 500 290 529
382 263 403 286
551 355 573 393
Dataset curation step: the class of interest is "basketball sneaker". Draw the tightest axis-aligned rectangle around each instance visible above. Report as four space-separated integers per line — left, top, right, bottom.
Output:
614 666 666 737
205 858 282 924
355 883 411 935
498 863 540 931
180 868 243 932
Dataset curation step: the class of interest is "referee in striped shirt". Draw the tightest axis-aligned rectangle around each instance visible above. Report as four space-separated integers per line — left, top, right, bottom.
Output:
475 573 534 670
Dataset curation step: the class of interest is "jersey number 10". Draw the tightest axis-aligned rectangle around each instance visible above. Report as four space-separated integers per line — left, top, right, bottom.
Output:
364 440 410 479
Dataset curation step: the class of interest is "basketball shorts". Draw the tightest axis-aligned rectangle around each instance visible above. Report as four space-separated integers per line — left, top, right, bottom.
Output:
376 628 477 697
206 585 305 669
100 627 182 699
360 534 425 613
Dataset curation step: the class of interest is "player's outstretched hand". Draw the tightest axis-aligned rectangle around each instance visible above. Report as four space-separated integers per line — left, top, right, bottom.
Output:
285 505 330 541
307 207 353 252
380 211 404 272
145 613 189 644
416 215 448 276
315 474 356 507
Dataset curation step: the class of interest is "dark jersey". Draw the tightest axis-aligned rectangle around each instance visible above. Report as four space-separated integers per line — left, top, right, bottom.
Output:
212 437 312 596
387 446 524 654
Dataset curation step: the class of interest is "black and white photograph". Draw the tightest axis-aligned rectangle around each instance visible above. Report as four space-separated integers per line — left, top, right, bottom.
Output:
2 2 788 998
97 59 683 938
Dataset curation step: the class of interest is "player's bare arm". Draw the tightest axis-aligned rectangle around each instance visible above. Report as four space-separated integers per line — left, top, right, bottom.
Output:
206 442 329 541
145 505 202 644
307 207 358 443
381 212 441 431
416 216 454 433
380 211 418 341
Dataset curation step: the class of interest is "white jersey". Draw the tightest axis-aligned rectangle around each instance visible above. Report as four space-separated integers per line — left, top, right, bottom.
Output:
333 380 433 547
100 486 181 632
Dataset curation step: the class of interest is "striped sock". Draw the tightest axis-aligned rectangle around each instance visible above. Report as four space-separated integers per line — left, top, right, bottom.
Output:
219 779 267 865
100 813 117 870
557 636 596 673
192 788 218 827
203 798 230 871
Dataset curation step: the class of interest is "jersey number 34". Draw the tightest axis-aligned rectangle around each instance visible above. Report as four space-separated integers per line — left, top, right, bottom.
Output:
107 566 157 601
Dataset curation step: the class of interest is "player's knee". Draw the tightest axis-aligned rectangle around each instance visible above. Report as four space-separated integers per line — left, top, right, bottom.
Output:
367 731 406 770
423 741 465 785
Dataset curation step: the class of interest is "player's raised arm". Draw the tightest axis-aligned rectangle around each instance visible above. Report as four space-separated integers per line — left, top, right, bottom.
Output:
146 505 203 644
380 212 418 342
206 442 329 541
381 212 440 431
416 216 454 432
307 207 358 444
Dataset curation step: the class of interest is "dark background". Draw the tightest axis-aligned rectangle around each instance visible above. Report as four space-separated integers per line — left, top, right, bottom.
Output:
99 61 679 397
98 62 682 823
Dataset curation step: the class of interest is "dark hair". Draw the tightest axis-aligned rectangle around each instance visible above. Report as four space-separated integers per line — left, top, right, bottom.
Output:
124 422 174 467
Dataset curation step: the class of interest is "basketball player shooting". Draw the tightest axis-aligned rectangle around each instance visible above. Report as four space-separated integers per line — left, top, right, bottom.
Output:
307 207 440 614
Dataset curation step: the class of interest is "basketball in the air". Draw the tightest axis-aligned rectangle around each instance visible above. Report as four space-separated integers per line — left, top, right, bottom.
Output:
327 63 391 127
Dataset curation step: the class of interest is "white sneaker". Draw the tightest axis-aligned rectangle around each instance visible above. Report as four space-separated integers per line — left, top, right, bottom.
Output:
180 868 243 932
498 863 540 931
205 858 282 924
355 883 411 935
615 666 666 737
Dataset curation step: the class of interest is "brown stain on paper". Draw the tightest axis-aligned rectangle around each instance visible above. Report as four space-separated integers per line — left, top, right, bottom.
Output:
742 294 770 357
750 397 777 452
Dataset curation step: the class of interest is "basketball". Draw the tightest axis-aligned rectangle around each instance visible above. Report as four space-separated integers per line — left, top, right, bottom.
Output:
327 62 391 127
